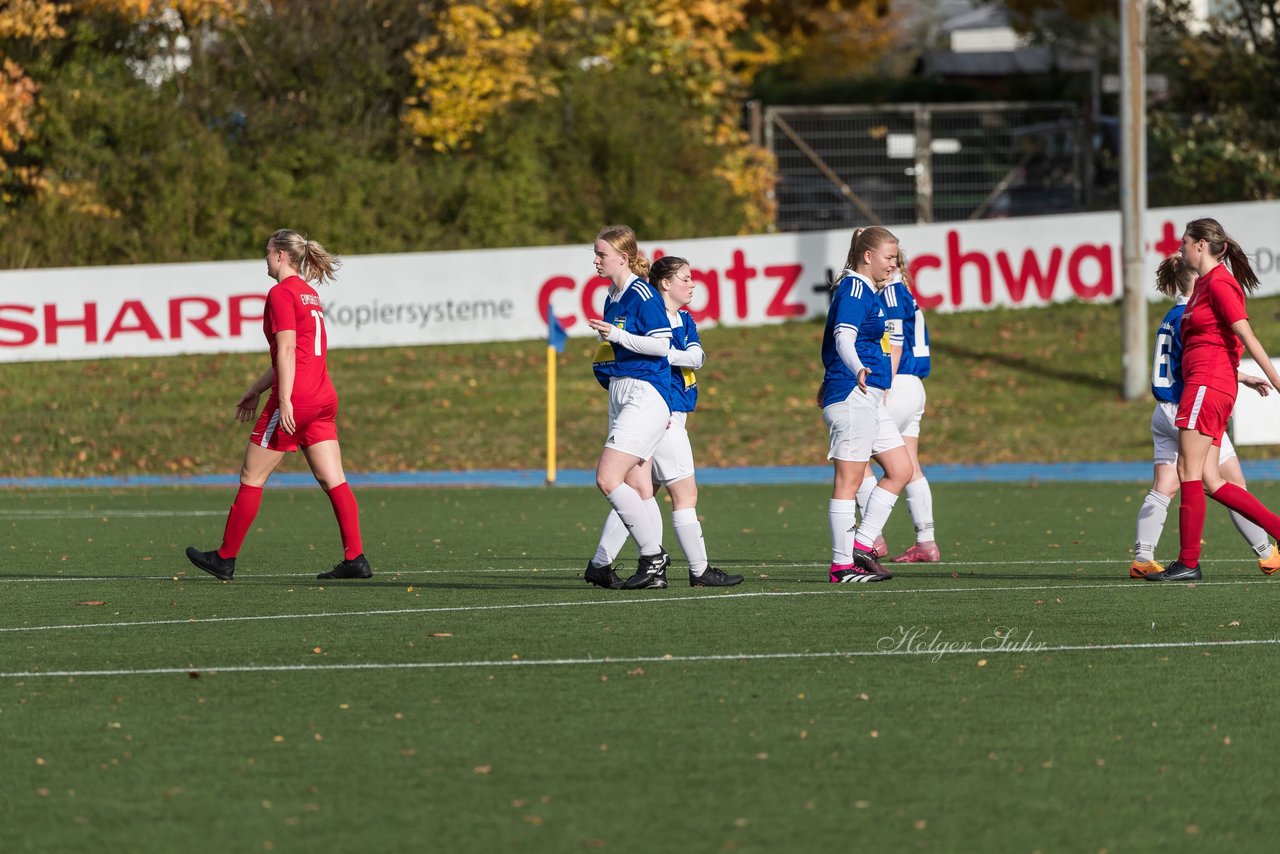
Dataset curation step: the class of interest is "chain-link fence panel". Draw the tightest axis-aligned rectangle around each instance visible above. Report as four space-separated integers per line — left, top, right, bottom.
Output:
765 102 1085 232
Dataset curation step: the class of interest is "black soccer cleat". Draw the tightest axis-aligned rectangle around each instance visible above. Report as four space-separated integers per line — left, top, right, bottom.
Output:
830 565 892 583
317 553 373 580
689 566 744 587
186 547 236 581
851 547 893 581
584 561 624 589
622 550 670 589
1143 559 1202 582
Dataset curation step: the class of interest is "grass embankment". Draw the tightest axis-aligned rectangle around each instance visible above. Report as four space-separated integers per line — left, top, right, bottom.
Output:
5 297 1280 477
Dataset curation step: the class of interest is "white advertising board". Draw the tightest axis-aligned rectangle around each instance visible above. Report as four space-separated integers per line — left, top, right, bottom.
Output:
3 201 1280 363
1233 358 1280 446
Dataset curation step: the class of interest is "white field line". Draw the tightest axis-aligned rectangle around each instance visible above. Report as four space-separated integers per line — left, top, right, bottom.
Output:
0 510 224 519
3 637 1278 680
2 577 1277 635
0 556 1270 584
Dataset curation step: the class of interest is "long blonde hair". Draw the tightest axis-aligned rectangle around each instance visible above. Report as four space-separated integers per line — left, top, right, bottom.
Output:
269 229 341 285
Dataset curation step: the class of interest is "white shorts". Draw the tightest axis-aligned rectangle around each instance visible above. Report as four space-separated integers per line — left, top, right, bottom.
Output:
652 411 695 485
1151 401 1236 466
823 387 905 463
886 374 926 439
605 377 671 460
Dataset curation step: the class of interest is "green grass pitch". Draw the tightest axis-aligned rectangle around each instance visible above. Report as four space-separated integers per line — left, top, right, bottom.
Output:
3 481 1280 852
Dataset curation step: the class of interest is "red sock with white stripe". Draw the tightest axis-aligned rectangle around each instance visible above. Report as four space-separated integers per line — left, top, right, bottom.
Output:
1209 482 1280 539
327 482 364 560
1177 480 1205 567
218 484 263 559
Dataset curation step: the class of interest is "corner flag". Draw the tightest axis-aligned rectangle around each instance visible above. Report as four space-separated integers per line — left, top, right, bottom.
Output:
546 309 565 484
547 311 567 352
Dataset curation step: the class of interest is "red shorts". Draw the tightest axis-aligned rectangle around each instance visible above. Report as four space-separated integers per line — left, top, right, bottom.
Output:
250 394 339 452
1175 384 1234 445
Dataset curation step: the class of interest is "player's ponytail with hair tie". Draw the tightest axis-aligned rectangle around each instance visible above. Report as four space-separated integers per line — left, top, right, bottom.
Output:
1154 256 1191 297
1224 235 1260 293
632 251 651 280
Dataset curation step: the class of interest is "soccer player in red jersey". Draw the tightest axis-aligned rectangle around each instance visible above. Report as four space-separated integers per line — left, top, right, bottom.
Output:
1129 256 1277 578
186 229 372 582
1147 218 1280 581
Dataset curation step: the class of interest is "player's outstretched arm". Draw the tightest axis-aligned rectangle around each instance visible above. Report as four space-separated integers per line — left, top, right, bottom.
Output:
1238 371 1272 397
235 367 276 422
1232 319 1280 392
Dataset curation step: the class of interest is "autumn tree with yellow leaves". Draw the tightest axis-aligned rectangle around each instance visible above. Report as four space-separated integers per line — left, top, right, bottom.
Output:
403 0 896 234
1 1 898 266
0 0 64 198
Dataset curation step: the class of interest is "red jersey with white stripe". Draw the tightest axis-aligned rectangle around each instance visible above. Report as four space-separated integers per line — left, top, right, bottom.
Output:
1180 264 1247 396
265 275 337 406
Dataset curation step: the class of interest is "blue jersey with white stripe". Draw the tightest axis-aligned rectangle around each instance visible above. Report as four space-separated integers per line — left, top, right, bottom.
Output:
881 279 931 379
592 276 674 407
819 271 890 407
1151 297 1188 404
667 310 701 413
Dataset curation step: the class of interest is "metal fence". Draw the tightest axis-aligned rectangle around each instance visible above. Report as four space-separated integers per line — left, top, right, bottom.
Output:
762 101 1086 232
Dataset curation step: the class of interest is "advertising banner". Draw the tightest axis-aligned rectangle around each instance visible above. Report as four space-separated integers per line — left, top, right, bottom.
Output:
2 201 1279 362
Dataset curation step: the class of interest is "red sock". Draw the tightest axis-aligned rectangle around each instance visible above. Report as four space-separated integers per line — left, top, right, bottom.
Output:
219 484 263 559
1210 482 1280 539
1177 480 1206 567
327 482 364 560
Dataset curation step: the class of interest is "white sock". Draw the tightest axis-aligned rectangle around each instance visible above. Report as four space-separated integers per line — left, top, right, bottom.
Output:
1134 490 1170 562
904 477 935 543
853 487 898 551
644 497 664 548
1227 509 1272 557
605 484 661 555
591 510 630 568
672 507 708 575
828 498 857 566
855 473 876 519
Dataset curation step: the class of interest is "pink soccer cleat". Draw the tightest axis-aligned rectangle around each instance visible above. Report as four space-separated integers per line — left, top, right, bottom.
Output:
872 535 889 558
891 542 941 563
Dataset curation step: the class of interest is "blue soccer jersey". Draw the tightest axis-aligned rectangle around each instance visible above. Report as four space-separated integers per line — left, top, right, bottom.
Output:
666 309 701 413
819 271 891 407
881 279 931 379
1151 296 1188 404
592 275 675 405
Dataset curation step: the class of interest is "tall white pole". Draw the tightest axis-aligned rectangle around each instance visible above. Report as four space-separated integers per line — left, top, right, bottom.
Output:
1120 0 1148 400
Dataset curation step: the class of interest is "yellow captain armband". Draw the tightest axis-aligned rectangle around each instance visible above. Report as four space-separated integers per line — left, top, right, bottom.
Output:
879 331 892 355
593 341 615 364
680 367 697 389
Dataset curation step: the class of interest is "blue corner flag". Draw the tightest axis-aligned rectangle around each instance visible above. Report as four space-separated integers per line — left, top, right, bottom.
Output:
547 311 567 352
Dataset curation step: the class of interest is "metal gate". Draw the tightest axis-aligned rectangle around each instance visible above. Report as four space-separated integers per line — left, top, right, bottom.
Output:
762 101 1086 232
